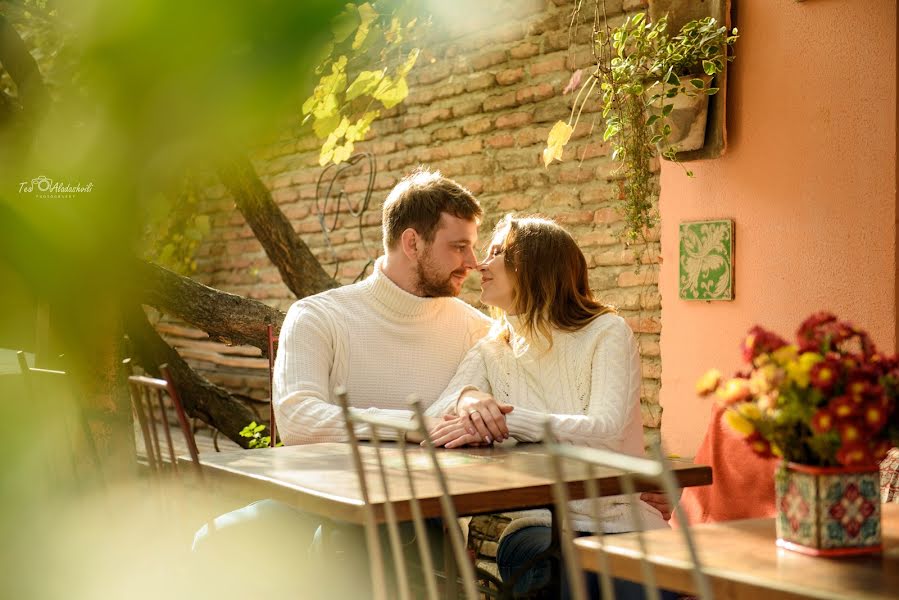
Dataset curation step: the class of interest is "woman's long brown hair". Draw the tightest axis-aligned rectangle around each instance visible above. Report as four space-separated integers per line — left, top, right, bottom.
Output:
488 215 614 349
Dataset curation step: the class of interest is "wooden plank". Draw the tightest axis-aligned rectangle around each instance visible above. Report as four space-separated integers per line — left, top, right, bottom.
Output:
195 443 712 525
170 338 263 357
576 504 899 600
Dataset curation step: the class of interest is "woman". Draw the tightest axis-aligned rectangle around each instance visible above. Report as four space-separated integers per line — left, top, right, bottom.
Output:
425 215 670 598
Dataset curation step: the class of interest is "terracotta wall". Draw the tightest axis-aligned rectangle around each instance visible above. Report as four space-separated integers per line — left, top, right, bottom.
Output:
659 1 898 457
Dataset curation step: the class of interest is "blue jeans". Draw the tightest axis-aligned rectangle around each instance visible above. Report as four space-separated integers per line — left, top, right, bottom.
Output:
497 526 682 600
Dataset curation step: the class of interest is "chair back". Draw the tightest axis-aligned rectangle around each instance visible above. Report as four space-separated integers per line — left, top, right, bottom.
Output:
266 322 278 447
17 350 102 490
128 364 202 479
335 387 478 600
544 421 713 600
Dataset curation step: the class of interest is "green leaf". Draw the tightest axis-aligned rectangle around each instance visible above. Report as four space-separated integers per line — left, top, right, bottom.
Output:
650 134 663 145
646 114 660 127
661 103 673 116
666 71 680 86
705 87 720 95
345 70 385 101
602 122 620 141
703 60 717 75
690 78 705 89
330 4 359 44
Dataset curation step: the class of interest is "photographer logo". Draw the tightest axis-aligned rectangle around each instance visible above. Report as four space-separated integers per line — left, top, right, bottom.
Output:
19 175 94 198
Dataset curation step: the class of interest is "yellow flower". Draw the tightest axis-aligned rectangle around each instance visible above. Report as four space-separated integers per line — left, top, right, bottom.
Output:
771 344 798 366
785 352 823 388
749 364 781 395
716 378 751 405
736 402 762 420
695 369 722 396
723 409 756 437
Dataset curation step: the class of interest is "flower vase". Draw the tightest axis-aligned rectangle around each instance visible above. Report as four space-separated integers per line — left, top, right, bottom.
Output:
775 461 882 556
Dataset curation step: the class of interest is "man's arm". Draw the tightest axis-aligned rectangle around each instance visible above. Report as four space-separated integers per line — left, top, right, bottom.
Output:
273 300 413 444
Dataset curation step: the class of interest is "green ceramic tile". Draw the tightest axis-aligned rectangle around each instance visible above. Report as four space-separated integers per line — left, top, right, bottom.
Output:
678 219 734 301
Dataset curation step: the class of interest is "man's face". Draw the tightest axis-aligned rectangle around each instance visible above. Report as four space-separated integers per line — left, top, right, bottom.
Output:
415 213 479 297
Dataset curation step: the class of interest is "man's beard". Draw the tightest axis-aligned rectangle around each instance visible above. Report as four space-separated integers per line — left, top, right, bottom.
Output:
415 250 465 297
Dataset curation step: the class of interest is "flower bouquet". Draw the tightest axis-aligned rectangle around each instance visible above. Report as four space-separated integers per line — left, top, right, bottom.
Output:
698 312 899 555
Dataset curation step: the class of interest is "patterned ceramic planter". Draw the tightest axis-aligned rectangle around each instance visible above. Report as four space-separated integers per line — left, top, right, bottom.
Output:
775 461 882 556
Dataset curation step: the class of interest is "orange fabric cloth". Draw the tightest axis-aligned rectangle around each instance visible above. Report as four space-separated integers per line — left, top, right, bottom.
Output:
674 403 778 526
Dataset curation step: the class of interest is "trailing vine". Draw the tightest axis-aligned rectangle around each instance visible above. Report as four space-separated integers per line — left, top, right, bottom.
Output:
544 3 738 258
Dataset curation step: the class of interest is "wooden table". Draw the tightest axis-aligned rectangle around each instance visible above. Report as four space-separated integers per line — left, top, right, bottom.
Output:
575 503 899 600
194 443 712 524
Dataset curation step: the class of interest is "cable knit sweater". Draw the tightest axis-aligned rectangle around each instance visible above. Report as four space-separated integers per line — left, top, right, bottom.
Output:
273 258 491 445
427 313 667 535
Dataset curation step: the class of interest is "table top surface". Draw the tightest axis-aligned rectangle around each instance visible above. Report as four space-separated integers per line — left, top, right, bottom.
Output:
195 442 712 525
575 503 899 600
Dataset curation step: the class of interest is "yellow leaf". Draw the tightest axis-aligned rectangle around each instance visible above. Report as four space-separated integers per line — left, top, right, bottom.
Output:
373 76 409 109
345 70 386 101
542 121 573 167
332 141 354 164
397 48 420 78
312 113 341 139
352 3 378 50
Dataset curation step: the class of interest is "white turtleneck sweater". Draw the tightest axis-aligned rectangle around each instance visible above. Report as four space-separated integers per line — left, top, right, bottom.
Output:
273 259 491 445
426 313 667 535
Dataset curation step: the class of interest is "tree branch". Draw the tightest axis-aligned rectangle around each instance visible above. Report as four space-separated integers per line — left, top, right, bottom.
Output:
124 304 258 447
0 13 49 119
135 259 284 355
218 155 339 299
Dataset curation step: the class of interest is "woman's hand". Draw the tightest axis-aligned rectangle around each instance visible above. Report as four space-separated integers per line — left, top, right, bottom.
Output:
427 414 490 449
456 390 514 444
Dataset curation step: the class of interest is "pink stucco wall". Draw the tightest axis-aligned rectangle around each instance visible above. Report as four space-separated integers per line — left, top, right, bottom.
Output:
659 1 897 457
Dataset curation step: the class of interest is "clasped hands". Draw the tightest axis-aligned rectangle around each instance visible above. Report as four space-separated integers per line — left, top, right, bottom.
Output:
424 390 513 449
420 390 674 520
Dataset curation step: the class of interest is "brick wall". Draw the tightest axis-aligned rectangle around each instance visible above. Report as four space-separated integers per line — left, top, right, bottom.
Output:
185 0 663 445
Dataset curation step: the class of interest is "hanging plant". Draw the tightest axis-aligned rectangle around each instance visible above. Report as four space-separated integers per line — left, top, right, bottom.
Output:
545 10 738 252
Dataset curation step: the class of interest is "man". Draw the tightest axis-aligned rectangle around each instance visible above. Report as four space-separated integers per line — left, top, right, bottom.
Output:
273 168 498 444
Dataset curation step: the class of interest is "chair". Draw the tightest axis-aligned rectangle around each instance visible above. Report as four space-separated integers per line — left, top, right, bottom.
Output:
335 387 479 600
267 322 279 447
17 350 102 490
544 421 713 600
128 363 202 479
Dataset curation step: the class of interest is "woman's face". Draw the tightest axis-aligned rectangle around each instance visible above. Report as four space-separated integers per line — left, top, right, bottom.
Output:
478 234 515 313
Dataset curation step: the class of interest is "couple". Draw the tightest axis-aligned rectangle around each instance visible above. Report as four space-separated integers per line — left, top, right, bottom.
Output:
272 168 669 596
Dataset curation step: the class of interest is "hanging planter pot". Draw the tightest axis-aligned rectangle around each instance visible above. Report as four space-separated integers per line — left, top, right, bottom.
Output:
646 74 713 155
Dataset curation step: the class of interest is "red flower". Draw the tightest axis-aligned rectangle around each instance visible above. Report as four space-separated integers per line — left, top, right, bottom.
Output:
862 402 889 432
746 432 774 458
810 408 835 433
741 325 787 364
837 420 864 444
835 442 872 466
809 360 839 392
796 312 837 351
828 395 859 419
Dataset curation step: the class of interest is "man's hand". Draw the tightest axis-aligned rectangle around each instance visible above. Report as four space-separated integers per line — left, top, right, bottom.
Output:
456 390 514 444
640 491 672 521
